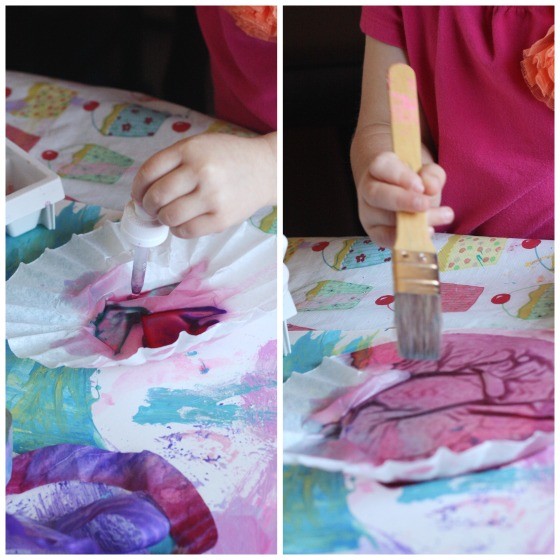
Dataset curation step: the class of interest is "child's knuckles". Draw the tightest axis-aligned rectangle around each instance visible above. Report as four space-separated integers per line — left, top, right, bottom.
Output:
370 152 397 175
158 206 183 227
144 188 166 212
199 162 223 185
171 224 194 239
422 164 446 189
396 189 418 212
361 180 379 204
173 218 223 239
136 159 163 187
205 188 227 211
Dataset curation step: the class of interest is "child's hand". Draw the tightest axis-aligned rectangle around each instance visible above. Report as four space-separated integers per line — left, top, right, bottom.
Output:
132 132 276 238
356 151 454 247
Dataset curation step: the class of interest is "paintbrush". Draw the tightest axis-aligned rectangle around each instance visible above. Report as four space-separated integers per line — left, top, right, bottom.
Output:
388 63 441 360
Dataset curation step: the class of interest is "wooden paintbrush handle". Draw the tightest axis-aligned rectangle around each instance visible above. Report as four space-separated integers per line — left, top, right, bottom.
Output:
388 63 435 253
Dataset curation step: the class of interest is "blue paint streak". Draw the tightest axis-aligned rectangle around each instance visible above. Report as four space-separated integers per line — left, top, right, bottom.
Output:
133 381 276 427
6 343 105 453
398 463 554 504
6 203 103 279
283 465 367 553
283 330 374 380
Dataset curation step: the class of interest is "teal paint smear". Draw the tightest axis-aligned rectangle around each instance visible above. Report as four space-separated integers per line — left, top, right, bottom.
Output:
6 202 103 279
6 343 105 453
398 463 554 504
283 330 374 380
148 535 175 554
283 465 366 553
133 381 276 427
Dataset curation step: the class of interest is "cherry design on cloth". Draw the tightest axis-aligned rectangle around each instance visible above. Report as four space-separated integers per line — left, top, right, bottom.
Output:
7 444 218 554
313 333 553 467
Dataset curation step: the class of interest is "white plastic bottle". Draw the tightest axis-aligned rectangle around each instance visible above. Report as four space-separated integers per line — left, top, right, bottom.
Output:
120 201 169 294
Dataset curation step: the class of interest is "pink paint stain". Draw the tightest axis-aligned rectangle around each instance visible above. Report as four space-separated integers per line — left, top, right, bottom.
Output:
233 341 277 434
103 353 206 393
210 454 277 554
315 333 553 467
390 90 419 124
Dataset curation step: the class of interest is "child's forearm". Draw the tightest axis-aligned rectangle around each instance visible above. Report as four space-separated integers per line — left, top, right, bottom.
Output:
260 131 277 205
263 131 277 154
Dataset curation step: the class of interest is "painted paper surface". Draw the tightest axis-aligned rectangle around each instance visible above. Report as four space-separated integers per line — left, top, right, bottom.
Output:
284 235 554 553
92 332 277 554
285 444 553 554
285 332 553 482
6 73 277 554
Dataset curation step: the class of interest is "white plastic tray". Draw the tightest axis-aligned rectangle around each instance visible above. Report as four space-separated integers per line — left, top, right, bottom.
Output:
6 139 65 237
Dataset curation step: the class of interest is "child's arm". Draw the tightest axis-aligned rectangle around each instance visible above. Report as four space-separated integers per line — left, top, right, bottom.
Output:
132 132 276 238
350 36 454 247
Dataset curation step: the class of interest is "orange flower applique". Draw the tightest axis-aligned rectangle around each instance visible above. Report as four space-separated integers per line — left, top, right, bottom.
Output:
223 6 277 42
521 25 554 110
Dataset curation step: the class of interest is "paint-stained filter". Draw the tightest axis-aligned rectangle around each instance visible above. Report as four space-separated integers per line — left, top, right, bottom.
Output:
6 217 276 368
284 331 553 483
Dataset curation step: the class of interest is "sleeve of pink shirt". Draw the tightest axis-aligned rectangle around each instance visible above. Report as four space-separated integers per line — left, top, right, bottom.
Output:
360 7 405 49
196 6 277 134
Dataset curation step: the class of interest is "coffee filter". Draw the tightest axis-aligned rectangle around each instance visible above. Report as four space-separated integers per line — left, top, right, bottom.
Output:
7 218 276 368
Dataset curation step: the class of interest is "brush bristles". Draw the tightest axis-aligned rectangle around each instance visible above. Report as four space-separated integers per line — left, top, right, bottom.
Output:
394 293 441 360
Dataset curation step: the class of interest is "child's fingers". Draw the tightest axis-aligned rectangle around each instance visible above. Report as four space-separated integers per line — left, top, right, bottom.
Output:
362 180 431 213
157 190 208 228
364 224 396 248
427 205 454 227
419 164 446 197
363 207 452 248
369 152 425 193
131 143 185 203
170 214 225 239
141 166 198 217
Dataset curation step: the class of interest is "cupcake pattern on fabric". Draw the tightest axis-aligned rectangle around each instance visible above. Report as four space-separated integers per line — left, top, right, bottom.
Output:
99 103 171 137
9 83 77 120
295 280 373 312
328 239 391 270
57 144 134 184
439 235 507 271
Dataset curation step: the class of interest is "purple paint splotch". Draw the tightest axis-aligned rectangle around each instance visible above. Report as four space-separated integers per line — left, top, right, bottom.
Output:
315 333 553 466
7 444 217 553
7 492 169 554
7 513 102 554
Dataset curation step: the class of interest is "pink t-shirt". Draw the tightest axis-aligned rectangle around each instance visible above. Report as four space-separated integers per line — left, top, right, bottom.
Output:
361 6 554 239
197 7 277 134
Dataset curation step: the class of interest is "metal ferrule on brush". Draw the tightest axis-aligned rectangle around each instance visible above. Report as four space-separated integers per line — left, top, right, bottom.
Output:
393 250 440 296
393 249 442 361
